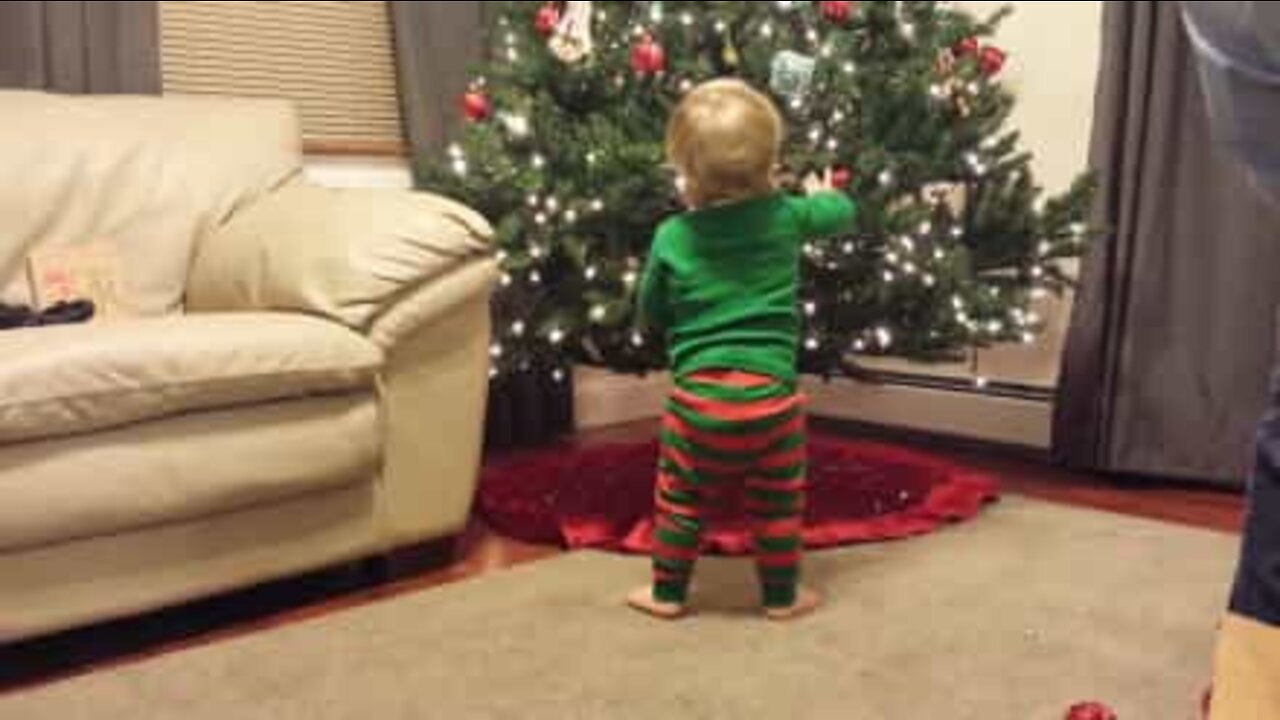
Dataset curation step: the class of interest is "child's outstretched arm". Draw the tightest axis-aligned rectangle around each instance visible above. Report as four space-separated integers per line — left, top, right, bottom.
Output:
797 169 857 238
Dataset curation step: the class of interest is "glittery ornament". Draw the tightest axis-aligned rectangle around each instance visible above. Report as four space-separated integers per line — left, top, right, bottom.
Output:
770 50 817 104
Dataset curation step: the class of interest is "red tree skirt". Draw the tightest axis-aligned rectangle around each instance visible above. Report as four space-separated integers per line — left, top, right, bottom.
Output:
479 433 1000 555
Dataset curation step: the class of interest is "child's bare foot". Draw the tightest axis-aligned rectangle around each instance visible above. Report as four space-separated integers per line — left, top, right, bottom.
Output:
765 586 823 621
627 586 687 620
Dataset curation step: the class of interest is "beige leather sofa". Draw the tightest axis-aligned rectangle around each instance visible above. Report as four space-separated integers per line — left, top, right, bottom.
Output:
0 91 496 643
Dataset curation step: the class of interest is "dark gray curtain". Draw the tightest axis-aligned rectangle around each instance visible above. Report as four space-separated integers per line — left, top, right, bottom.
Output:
1055 1 1280 485
389 1 487 157
390 1 574 450
0 1 159 93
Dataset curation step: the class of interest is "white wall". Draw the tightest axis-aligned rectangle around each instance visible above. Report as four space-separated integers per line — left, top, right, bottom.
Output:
303 155 414 189
959 1 1102 195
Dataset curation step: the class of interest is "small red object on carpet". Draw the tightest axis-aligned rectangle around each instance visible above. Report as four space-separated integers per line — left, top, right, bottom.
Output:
480 433 999 554
1066 701 1118 720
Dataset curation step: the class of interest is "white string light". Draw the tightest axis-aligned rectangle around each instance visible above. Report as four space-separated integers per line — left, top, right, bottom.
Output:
511 320 527 337
623 270 639 287
590 305 607 323
500 273 513 288
878 169 895 187
804 301 818 317
584 265 599 281
760 22 775 38
591 199 606 212
552 368 567 384
631 332 646 348
805 336 821 351
529 269 543 285
531 154 546 170
527 193 540 208
534 212 549 226
549 328 566 345
680 12 694 26
876 327 894 348
490 343 504 359
565 209 579 224
923 273 937 288
975 376 990 389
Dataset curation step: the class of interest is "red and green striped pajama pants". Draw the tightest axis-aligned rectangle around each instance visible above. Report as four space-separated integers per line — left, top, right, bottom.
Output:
653 370 807 609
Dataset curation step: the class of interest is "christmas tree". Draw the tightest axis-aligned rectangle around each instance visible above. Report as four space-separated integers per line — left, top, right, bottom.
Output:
420 0 1093 382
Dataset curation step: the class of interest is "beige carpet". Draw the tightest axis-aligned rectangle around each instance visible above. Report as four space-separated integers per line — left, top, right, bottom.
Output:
1 499 1239 720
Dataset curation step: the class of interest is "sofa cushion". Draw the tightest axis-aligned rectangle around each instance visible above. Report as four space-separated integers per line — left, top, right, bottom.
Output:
187 183 493 330
0 91 302 315
0 313 383 445
0 395 381 554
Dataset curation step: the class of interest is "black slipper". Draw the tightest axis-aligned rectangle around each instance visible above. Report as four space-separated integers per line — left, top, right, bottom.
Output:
0 304 39 330
38 300 96 326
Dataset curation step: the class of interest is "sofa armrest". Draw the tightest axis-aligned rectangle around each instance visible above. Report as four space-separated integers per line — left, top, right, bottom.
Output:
187 182 494 346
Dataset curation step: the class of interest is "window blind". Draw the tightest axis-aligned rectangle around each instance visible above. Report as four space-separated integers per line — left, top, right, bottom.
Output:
159 0 405 154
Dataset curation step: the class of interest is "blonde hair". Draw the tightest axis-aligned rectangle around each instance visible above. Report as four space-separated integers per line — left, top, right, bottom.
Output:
666 79 784 207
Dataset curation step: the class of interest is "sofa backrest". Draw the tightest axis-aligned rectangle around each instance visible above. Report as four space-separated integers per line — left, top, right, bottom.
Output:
0 91 302 315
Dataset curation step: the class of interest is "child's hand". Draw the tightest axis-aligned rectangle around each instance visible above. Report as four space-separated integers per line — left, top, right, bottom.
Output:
804 168 836 195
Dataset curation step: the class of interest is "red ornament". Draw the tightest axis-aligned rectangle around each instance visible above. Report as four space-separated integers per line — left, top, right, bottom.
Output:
1065 702 1118 720
820 1 854 24
461 87 491 123
831 167 852 190
979 46 1008 76
953 36 981 57
630 34 666 76
535 4 561 37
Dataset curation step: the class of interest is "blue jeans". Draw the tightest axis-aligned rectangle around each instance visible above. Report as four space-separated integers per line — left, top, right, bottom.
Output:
1231 375 1280 624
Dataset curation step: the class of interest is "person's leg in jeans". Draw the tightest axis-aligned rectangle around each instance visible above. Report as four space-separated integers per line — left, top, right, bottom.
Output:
1183 3 1280 715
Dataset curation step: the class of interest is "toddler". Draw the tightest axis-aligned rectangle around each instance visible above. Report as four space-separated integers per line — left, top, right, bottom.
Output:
628 79 855 621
